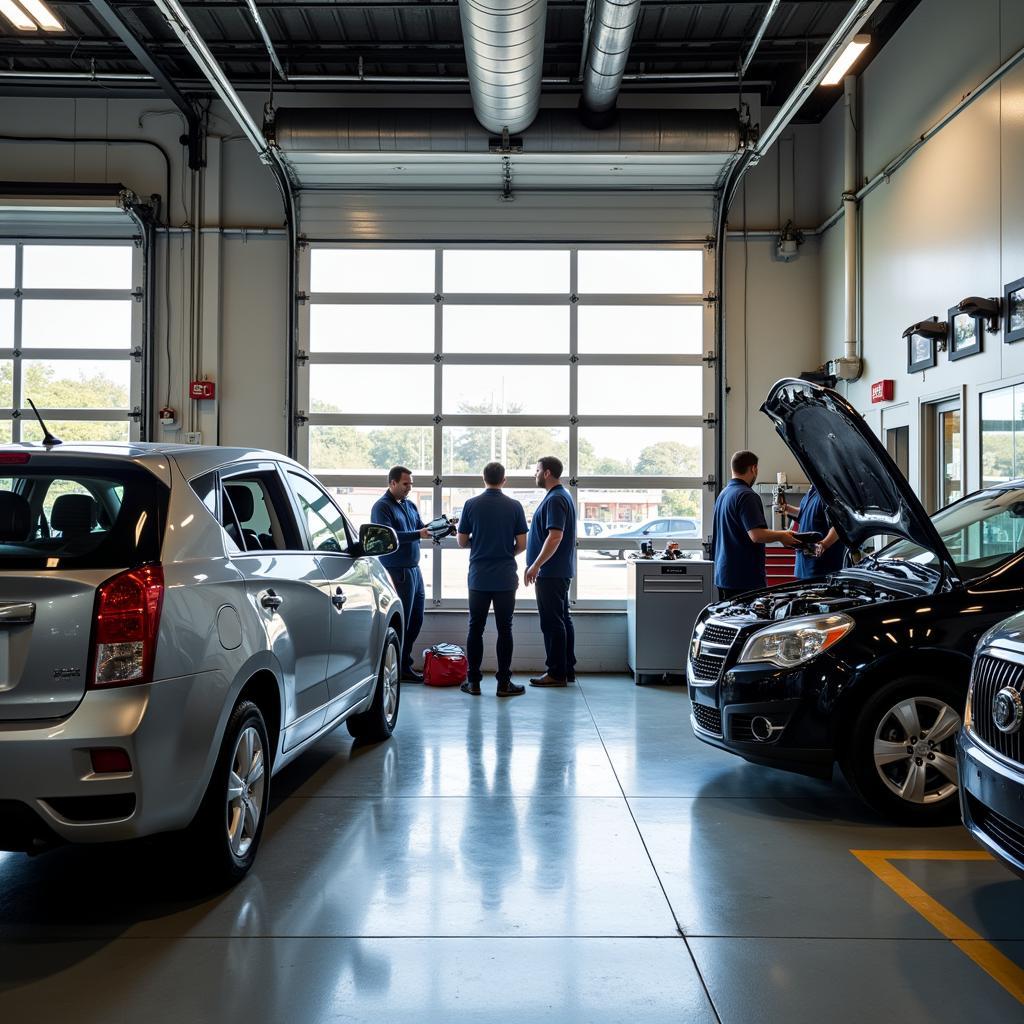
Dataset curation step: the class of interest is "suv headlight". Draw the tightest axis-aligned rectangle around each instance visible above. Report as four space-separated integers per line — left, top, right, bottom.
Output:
738 613 854 669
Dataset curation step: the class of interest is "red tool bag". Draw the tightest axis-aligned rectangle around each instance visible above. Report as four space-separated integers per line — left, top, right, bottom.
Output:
422 643 468 687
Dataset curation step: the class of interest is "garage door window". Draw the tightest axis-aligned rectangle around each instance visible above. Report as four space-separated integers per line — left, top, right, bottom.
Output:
298 245 712 609
0 242 141 443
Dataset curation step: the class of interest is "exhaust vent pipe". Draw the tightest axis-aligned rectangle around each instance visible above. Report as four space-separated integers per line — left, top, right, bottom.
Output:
581 0 641 128
458 0 548 135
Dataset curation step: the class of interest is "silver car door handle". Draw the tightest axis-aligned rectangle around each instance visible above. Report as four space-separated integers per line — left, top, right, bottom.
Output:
0 601 35 624
261 590 283 612
332 587 347 609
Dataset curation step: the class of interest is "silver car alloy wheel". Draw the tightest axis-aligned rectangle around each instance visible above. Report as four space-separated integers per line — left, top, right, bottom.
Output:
382 641 399 725
226 725 265 858
872 696 961 805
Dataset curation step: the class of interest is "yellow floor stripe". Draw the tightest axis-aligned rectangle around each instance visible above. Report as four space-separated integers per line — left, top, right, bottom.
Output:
851 849 1024 1005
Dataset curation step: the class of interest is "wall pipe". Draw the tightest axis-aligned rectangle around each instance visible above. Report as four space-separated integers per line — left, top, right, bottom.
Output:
842 74 859 371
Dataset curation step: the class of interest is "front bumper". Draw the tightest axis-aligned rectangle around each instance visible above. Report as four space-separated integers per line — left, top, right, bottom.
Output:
958 727 1024 879
0 671 230 851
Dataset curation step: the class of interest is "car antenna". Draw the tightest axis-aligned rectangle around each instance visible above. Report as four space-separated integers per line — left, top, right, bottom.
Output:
26 399 61 447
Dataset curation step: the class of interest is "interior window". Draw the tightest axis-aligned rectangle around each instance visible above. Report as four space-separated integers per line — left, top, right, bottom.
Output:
287 472 353 553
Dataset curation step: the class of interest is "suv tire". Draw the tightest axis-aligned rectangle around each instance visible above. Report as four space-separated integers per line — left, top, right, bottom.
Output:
347 626 401 742
841 675 964 825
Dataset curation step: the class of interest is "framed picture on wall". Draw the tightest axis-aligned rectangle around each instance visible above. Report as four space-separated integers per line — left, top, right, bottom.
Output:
947 306 982 361
907 331 936 373
1005 276 1024 343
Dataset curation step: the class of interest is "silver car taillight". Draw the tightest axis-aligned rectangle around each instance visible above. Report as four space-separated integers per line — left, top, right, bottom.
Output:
89 564 164 688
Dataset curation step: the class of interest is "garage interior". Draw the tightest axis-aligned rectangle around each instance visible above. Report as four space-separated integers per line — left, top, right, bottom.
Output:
3 0 1024 1020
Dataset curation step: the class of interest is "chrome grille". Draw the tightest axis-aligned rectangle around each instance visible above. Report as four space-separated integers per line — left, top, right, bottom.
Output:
691 702 722 736
701 622 739 647
967 792 1024 866
691 653 725 682
969 654 1024 766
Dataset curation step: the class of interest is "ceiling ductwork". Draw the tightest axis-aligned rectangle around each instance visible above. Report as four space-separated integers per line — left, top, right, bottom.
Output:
458 0 548 135
580 0 641 128
267 106 746 192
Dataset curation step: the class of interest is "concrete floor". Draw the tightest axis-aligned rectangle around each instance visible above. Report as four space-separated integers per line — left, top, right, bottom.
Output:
2 675 1024 1022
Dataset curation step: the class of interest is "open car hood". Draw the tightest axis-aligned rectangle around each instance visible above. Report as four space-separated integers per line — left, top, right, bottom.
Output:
761 379 958 583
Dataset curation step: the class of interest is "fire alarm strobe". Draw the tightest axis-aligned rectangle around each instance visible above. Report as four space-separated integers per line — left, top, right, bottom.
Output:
190 379 216 400
870 380 894 404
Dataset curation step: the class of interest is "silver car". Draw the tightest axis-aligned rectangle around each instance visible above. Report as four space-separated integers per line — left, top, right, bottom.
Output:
0 443 403 883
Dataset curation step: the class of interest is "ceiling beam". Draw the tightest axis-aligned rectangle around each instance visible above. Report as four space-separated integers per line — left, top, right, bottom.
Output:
87 0 204 168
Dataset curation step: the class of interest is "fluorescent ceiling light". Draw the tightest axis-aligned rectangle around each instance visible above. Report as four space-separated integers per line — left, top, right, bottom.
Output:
821 34 870 85
19 0 64 31
0 1 37 30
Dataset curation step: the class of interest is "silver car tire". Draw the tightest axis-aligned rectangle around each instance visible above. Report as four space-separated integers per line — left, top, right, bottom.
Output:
191 699 271 886
842 675 964 825
347 626 402 742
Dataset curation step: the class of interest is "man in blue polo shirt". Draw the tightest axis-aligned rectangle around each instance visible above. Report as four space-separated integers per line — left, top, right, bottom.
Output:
371 465 431 682
712 450 799 600
456 462 529 697
524 455 577 687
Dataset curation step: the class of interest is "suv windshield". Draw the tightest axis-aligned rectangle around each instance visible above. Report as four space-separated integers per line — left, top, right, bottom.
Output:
880 486 1024 576
0 459 168 571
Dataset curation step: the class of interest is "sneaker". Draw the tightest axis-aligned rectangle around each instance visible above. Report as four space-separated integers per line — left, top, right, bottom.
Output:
496 682 526 697
529 674 568 687
460 680 482 695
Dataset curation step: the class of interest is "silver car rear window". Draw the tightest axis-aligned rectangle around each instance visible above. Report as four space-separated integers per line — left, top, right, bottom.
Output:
0 460 168 570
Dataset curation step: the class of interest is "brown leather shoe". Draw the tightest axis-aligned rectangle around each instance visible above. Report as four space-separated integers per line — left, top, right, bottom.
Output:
460 680 481 695
529 674 568 687
496 682 525 697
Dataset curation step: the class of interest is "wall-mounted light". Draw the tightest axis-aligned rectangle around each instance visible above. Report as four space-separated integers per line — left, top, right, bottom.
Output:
902 317 949 347
821 34 870 86
957 295 1001 333
0 0 63 31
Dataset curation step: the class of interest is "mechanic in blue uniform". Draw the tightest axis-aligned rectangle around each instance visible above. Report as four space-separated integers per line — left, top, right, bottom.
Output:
778 484 847 579
711 450 800 601
371 466 431 682
524 455 577 687
456 461 529 698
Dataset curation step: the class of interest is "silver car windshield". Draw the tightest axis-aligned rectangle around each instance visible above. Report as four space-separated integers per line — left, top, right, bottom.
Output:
880 487 1024 574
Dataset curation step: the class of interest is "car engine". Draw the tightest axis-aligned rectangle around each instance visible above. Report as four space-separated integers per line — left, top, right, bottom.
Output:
718 578 899 621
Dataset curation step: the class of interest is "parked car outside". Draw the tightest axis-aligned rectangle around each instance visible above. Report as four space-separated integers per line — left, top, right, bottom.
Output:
579 518 606 536
689 379 1024 824
599 517 700 558
958 610 1024 876
0 442 403 883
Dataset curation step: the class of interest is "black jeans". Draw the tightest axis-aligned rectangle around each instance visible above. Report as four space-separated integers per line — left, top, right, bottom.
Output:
466 588 516 685
387 565 425 675
534 576 575 681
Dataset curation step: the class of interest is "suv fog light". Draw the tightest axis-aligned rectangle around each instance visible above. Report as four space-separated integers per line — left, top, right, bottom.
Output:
89 748 133 774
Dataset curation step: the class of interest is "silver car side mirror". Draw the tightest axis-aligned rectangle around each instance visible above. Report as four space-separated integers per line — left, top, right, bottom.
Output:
359 522 399 557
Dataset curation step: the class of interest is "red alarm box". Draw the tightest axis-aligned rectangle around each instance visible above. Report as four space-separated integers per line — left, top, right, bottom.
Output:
870 379 894 404
190 379 216 400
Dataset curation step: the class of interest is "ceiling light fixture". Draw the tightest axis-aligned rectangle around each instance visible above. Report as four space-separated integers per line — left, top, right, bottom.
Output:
0 0 37 30
19 0 64 31
821 34 870 85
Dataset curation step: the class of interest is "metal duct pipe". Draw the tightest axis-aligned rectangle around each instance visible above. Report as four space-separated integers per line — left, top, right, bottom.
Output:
581 0 640 125
269 106 743 153
458 0 548 134
842 75 860 373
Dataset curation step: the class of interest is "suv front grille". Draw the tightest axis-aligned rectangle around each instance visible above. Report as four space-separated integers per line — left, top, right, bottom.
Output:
690 621 740 683
969 654 1024 765
691 652 725 682
691 702 722 736
967 791 1024 866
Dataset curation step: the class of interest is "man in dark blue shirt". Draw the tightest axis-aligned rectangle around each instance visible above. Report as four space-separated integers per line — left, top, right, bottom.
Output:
371 466 431 681
778 484 847 578
524 455 577 686
712 450 799 600
457 462 529 697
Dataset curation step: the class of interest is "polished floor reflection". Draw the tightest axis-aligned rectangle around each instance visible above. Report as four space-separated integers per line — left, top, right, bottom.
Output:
1 676 1023 1022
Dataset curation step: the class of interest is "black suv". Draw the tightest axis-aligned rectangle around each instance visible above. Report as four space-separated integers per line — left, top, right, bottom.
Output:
958 612 1024 875
689 379 1024 824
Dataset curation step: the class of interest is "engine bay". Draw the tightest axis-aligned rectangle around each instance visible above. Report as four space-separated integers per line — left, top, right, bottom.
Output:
718 578 902 621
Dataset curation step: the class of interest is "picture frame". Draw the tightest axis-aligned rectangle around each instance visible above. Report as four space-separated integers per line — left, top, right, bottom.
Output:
906 330 936 373
947 305 982 361
1005 276 1024 344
